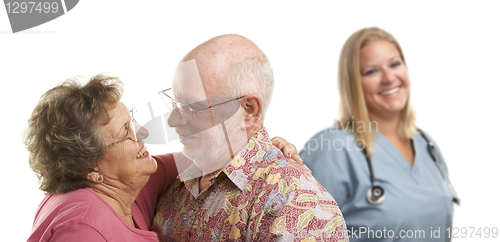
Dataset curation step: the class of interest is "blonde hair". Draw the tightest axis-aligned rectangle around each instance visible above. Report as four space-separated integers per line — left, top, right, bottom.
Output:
336 27 417 157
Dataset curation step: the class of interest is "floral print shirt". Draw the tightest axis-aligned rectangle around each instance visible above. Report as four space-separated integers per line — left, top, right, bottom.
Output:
152 128 348 241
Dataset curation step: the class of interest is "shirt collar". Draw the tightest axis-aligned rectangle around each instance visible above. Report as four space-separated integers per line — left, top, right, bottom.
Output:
179 128 275 196
222 127 275 191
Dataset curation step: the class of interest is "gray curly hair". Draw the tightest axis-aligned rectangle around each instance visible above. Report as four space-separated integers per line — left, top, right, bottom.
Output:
23 74 123 194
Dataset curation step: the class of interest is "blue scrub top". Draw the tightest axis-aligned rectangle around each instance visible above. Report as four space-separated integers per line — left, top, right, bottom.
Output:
300 126 454 242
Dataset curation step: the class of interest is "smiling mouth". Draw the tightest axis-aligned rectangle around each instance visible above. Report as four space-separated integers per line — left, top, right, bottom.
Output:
136 146 148 159
380 87 400 96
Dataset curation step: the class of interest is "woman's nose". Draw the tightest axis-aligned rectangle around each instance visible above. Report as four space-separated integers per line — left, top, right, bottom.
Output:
382 68 397 83
167 107 188 127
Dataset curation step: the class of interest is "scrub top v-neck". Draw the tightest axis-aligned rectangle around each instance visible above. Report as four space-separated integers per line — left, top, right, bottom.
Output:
300 127 454 241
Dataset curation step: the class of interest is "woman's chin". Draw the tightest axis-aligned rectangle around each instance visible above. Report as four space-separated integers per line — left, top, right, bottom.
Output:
138 153 158 175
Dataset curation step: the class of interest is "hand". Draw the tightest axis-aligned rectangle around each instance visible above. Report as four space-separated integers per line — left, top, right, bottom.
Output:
271 136 311 174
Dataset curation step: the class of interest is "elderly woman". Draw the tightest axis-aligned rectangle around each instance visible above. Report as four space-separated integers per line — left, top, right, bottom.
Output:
300 27 459 241
25 74 300 241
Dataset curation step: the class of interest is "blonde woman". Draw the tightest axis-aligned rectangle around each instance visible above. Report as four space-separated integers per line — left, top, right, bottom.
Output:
300 27 459 241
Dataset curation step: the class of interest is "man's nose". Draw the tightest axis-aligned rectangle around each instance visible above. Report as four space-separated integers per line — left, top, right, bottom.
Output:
134 122 149 141
167 107 188 127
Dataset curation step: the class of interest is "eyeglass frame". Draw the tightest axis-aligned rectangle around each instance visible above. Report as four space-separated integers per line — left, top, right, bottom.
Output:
106 109 139 147
158 88 245 121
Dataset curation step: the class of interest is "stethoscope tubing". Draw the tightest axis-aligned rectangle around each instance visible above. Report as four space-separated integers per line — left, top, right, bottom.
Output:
364 129 460 205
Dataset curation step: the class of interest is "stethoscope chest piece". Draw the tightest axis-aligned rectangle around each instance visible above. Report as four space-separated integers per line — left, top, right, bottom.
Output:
366 185 385 205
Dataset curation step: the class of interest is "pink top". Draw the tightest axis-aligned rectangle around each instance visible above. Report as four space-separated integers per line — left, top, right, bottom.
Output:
27 153 179 242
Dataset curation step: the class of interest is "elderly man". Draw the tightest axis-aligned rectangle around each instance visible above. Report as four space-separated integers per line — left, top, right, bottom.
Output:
152 34 348 241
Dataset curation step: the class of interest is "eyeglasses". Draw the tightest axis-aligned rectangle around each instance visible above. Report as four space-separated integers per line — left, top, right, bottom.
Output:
106 109 139 147
158 88 245 121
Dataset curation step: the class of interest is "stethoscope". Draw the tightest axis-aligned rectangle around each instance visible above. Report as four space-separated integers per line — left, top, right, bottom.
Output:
363 129 460 206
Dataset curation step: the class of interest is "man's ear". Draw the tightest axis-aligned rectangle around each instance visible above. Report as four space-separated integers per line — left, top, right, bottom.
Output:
240 94 262 128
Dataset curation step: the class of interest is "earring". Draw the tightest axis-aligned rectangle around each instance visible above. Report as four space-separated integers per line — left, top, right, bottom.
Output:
98 176 102 181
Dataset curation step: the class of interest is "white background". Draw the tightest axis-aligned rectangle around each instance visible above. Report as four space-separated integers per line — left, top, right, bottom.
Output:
1 0 499 240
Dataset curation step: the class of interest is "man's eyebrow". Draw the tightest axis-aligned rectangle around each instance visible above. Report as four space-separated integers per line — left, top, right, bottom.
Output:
189 100 207 108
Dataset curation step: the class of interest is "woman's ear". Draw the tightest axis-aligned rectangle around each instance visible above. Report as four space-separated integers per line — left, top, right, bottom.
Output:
87 170 103 183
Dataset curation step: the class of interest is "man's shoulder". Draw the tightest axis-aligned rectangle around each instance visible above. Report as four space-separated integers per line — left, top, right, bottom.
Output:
259 156 336 199
248 156 348 241
229 127 340 202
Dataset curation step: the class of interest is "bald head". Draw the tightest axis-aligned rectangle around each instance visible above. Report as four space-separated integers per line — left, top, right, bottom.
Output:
181 35 266 90
181 34 274 123
182 34 265 66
